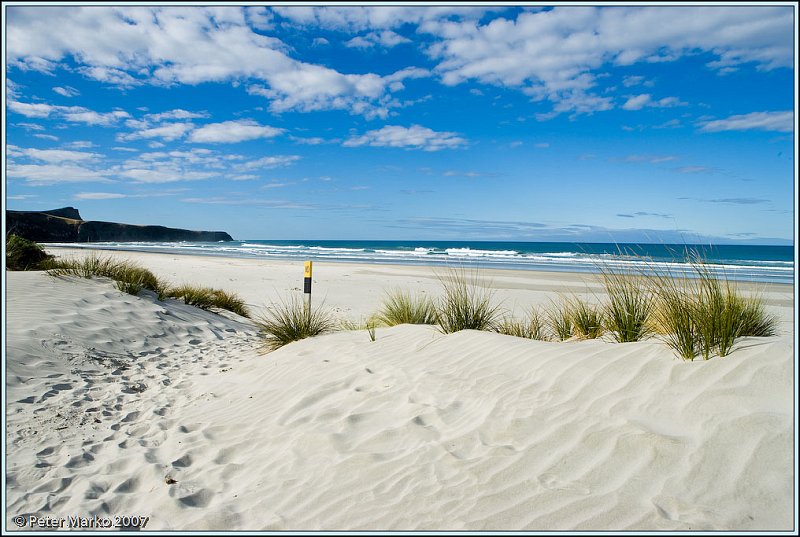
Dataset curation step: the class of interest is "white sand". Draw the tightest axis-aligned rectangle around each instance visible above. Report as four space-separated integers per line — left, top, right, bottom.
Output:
4 248 796 531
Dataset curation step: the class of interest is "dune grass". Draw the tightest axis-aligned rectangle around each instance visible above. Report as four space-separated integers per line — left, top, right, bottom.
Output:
651 273 699 360
599 268 654 343
545 298 574 341
568 296 605 339
649 257 779 360
376 289 437 326
43 252 249 317
739 295 779 337
46 254 165 297
496 308 548 340
165 284 250 317
255 296 336 351
435 268 501 333
6 234 54 271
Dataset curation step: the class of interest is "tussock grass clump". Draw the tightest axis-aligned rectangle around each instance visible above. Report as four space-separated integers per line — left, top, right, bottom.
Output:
166 285 249 317
600 269 654 343
496 308 548 340
435 268 501 333
739 295 779 337
651 275 699 360
650 259 779 360
6 234 54 270
46 254 165 297
376 289 437 326
546 298 574 341
568 297 605 339
255 296 336 351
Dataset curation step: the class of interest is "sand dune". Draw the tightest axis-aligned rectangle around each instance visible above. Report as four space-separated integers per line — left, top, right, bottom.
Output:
4 263 795 531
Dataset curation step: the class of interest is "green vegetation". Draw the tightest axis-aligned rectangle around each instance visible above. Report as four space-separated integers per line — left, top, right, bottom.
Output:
166 285 250 318
6 234 54 271
650 262 779 360
600 268 655 343
44 252 249 317
651 273 699 360
376 289 437 326
14 238 779 360
496 308 547 340
568 297 605 339
255 296 336 351
546 298 574 341
46 254 164 297
435 269 501 333
738 295 779 338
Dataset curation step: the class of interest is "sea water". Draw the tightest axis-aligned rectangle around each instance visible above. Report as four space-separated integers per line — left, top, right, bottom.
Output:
44 240 795 284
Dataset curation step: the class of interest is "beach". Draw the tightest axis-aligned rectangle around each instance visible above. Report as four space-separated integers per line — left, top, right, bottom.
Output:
5 246 796 531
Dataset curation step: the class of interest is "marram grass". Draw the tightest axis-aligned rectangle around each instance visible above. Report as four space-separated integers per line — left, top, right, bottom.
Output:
435 268 501 333
649 257 779 360
376 289 437 326
6 234 54 271
255 296 336 351
166 285 250 318
496 308 548 340
599 268 654 343
567 296 605 339
545 298 574 341
46 254 165 298
43 252 249 317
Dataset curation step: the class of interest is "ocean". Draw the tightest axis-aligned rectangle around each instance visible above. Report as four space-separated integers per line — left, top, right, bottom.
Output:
46 240 795 285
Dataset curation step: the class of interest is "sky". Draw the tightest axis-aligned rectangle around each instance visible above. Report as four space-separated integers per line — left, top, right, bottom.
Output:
3 3 796 244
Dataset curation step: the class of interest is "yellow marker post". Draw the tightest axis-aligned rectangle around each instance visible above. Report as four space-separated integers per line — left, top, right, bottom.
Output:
303 261 313 313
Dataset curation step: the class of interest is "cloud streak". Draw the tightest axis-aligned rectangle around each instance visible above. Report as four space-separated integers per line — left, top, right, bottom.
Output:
344 125 466 151
699 111 794 133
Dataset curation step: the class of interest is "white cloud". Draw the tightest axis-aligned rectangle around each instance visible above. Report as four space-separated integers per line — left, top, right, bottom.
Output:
344 125 467 151
64 141 95 149
118 122 195 142
6 163 112 185
146 109 209 121
422 6 792 115
622 75 645 87
188 119 284 144
622 93 687 110
272 6 488 32
622 94 652 111
345 30 411 49
8 145 99 163
78 66 139 87
245 6 274 31
74 192 127 199
8 99 129 125
33 134 59 141
240 155 301 170
8 101 55 118
114 148 299 184
118 167 216 184
699 111 794 133
16 122 45 131
6 6 424 118
53 85 79 97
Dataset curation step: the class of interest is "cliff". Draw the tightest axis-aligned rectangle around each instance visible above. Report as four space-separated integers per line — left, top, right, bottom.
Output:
7 208 234 243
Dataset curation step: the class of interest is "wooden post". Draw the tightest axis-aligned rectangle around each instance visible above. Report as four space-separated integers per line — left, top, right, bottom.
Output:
304 261 313 313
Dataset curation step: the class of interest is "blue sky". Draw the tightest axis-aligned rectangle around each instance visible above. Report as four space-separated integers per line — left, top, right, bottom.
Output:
4 4 795 244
